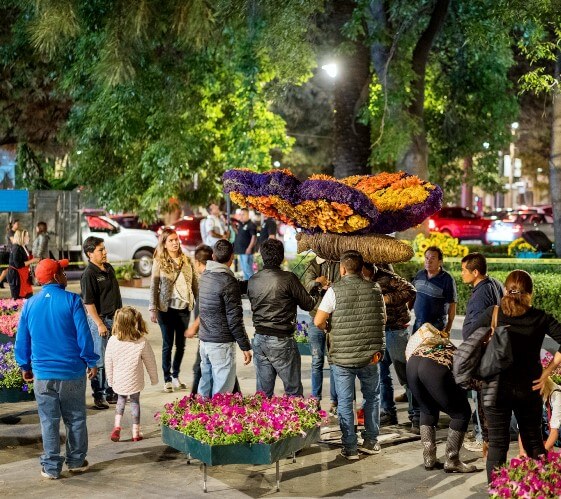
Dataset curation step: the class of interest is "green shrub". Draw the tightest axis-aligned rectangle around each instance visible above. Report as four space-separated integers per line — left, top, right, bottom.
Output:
451 270 561 321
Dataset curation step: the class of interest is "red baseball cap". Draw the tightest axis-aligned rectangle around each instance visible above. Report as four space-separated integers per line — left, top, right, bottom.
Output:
35 259 69 285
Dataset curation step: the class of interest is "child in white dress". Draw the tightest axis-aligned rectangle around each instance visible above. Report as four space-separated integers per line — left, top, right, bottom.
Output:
105 306 158 442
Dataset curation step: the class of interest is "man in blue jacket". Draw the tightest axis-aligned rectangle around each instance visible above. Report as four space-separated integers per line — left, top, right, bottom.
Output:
15 258 99 480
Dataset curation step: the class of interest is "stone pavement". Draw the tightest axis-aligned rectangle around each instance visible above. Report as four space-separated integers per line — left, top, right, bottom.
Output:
0 284 501 498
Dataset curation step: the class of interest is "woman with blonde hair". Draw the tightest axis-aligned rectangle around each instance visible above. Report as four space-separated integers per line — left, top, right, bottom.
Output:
470 269 561 482
149 228 198 392
7 229 38 299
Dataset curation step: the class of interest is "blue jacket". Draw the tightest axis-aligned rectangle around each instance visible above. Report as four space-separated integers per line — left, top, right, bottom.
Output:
461 276 504 340
15 284 99 380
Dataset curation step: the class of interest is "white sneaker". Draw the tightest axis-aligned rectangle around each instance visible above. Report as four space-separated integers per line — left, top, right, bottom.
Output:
171 377 187 390
463 439 484 452
163 382 173 393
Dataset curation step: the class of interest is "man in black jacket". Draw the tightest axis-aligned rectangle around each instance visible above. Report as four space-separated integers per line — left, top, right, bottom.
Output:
248 239 318 397
198 240 252 397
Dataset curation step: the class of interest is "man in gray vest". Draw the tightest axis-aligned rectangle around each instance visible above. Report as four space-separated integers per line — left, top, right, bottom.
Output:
314 250 386 460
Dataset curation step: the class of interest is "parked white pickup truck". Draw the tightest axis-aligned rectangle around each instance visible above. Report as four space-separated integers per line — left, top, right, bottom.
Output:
82 213 158 277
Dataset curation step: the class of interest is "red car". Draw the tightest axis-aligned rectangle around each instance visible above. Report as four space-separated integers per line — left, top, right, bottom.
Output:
428 207 491 243
158 216 204 251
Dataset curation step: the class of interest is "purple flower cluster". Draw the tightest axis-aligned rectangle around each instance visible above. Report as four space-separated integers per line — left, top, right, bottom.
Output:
223 169 300 204
489 452 561 498
156 392 327 445
0 342 33 393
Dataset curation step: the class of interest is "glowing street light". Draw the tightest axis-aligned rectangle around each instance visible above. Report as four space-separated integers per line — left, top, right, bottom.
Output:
321 63 338 78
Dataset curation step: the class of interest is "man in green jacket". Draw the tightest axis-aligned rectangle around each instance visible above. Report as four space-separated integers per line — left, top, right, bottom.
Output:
314 250 386 460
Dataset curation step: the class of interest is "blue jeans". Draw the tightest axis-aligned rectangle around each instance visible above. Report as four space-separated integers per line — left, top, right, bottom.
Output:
35 378 88 477
87 316 114 400
332 363 380 452
238 254 254 281
158 308 190 383
253 334 303 397
198 341 237 397
308 323 337 403
380 328 409 417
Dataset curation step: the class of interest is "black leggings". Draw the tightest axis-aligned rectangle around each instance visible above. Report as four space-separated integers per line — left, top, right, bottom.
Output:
406 355 471 431
158 308 190 383
484 383 545 483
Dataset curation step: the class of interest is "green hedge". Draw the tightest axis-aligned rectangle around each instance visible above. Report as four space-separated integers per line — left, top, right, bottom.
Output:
451 270 561 321
393 262 561 321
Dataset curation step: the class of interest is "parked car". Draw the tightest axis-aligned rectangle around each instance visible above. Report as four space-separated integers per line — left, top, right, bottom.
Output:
486 213 554 245
108 214 163 232
158 216 204 251
427 207 491 243
83 214 158 276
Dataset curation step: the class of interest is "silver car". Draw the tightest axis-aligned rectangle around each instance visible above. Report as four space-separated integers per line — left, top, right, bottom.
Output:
486 213 554 245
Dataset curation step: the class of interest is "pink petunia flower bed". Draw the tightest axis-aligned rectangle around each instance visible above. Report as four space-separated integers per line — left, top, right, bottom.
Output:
0 299 25 337
489 452 561 498
156 392 327 445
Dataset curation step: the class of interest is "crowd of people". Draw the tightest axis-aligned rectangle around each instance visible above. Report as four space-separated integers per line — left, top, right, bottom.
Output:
11 205 561 485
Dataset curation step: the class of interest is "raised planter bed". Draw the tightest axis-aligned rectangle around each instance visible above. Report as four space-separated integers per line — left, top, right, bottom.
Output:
296 342 312 356
161 424 320 492
0 388 35 403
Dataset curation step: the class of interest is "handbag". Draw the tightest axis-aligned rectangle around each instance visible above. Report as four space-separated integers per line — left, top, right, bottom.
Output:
477 305 513 379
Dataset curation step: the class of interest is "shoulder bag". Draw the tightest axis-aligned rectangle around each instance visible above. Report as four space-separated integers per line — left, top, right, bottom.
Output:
477 305 513 379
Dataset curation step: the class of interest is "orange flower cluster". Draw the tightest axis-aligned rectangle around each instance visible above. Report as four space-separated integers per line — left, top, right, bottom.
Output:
294 200 368 233
343 172 404 191
229 192 368 233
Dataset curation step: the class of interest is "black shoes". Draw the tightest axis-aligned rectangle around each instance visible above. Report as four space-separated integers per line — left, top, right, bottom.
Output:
106 393 119 404
410 421 421 435
92 398 109 410
380 412 398 426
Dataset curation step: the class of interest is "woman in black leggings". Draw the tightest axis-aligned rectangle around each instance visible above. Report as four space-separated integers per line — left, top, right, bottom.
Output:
470 270 561 482
407 342 477 473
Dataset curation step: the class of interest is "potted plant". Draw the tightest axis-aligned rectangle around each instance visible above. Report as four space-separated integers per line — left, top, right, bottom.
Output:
489 452 561 498
294 320 312 355
0 342 34 403
114 264 136 286
157 392 325 469
507 238 542 259
0 298 25 344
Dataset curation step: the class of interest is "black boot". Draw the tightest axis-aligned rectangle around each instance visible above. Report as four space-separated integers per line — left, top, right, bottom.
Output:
444 429 478 473
420 425 437 470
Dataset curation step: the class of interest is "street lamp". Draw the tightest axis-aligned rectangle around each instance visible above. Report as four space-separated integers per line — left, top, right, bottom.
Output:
321 63 338 78
508 122 519 209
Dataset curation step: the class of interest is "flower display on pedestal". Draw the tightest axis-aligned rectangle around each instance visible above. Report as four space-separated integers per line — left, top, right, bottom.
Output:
156 392 326 445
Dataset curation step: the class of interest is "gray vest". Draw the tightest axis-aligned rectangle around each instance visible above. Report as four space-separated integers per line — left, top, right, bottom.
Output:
327 274 386 367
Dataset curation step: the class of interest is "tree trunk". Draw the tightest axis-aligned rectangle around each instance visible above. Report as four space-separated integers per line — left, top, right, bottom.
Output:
331 0 371 179
461 156 473 209
397 0 450 180
550 50 561 257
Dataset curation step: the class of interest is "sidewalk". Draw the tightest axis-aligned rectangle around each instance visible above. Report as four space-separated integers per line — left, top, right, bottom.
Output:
0 285 494 498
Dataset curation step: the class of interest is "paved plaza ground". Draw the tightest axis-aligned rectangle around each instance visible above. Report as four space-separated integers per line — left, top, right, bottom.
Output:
0 283 511 498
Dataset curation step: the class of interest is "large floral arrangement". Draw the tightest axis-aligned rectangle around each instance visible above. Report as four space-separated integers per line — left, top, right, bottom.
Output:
489 453 561 498
0 298 24 337
412 232 469 259
156 392 327 445
508 238 538 257
0 342 33 393
223 169 442 235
